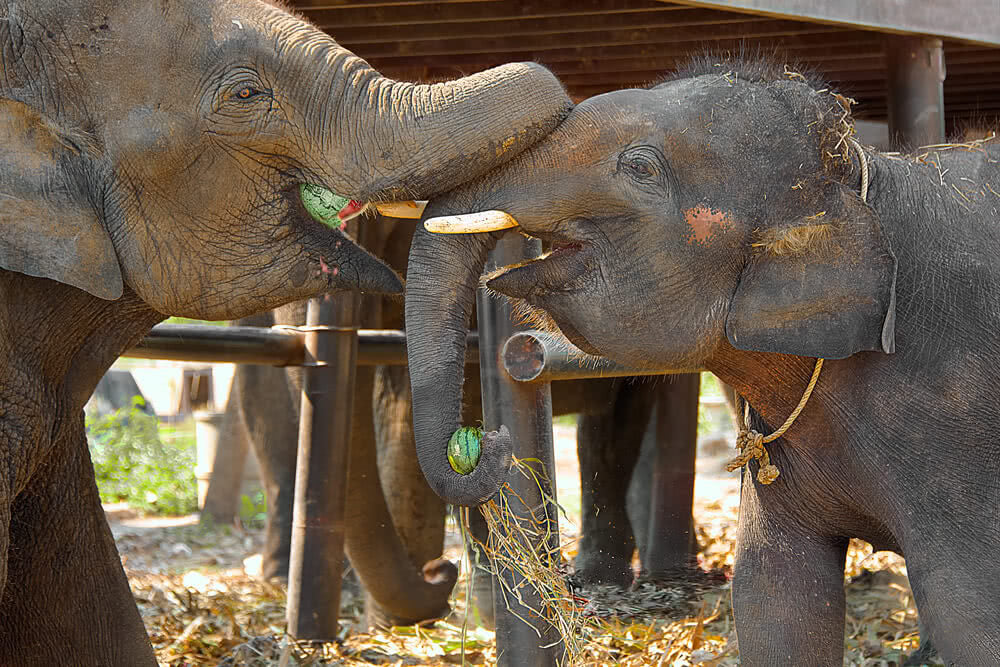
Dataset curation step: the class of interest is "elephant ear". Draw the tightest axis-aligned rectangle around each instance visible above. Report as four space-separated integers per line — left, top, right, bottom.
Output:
0 98 123 299
726 179 897 359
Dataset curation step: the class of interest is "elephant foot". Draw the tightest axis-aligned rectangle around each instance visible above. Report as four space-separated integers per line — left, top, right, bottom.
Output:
571 550 636 588
260 556 289 583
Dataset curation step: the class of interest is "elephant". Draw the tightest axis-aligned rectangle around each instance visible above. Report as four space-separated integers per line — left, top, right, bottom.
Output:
223 218 663 627
403 56 1000 665
0 0 572 662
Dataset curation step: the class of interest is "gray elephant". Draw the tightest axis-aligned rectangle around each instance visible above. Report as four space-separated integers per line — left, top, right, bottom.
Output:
403 57 1000 665
0 0 571 662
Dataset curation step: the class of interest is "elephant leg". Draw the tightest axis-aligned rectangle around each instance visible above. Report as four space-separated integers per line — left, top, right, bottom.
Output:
574 380 656 586
0 435 155 665
373 365 446 572
642 374 699 576
625 415 656 565
904 547 1000 665
200 379 251 524
235 361 300 582
732 468 847 666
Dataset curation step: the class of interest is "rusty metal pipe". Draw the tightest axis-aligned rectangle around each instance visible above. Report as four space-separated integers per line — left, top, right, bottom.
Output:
125 324 479 367
503 331 668 382
286 294 359 640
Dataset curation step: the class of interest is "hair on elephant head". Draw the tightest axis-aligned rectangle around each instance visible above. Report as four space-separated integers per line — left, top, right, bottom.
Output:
405 53 1000 666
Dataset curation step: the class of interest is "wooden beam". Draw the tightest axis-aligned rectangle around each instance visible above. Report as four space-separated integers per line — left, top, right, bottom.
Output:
337 19 845 58
663 0 1000 47
300 0 689 28
313 7 752 44
354 33 885 72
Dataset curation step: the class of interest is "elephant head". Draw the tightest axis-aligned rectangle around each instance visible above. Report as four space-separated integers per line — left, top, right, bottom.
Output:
405 60 897 506
0 0 571 320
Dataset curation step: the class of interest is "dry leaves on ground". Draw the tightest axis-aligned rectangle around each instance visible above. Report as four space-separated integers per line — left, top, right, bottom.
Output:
118 495 936 666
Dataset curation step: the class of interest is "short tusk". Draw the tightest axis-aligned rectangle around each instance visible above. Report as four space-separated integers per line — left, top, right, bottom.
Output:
375 201 428 219
424 211 520 234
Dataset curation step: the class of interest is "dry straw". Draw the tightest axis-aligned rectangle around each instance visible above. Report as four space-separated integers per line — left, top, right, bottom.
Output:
462 456 717 665
465 455 588 663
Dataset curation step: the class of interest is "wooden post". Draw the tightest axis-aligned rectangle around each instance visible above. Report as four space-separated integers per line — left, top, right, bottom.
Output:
886 36 946 149
477 233 563 666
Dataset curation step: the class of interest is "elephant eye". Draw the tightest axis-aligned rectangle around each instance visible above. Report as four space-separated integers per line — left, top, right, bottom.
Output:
618 146 666 186
625 157 656 179
232 82 268 102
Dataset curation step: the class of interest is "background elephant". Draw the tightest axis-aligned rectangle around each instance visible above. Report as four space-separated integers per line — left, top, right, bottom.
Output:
403 57 999 665
219 216 668 627
0 0 571 662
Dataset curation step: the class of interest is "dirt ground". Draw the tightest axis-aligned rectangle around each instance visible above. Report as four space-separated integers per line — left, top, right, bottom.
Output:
112 420 935 666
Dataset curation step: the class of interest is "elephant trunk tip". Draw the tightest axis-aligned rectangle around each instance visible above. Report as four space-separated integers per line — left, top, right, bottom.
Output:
427 425 513 508
422 558 459 588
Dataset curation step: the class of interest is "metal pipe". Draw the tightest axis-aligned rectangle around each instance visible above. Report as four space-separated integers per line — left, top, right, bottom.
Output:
125 324 479 367
886 36 946 150
642 374 700 577
503 331 669 382
477 234 563 666
286 293 359 640
126 324 305 365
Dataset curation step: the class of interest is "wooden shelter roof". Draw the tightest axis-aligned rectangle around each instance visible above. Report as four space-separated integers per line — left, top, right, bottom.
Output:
294 0 1000 131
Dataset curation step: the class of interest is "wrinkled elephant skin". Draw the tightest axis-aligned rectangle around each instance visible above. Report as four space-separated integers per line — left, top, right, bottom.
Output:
0 0 571 662
405 58 1000 665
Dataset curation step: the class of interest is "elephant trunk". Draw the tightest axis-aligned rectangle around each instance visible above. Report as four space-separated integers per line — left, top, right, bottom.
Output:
345 367 457 625
329 56 571 200
404 203 511 507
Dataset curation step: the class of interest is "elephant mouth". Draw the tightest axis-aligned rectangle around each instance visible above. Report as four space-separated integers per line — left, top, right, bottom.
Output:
425 210 595 297
484 235 594 297
299 183 428 230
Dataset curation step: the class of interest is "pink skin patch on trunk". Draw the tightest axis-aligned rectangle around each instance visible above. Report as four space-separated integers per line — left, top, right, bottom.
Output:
317 256 339 277
683 205 736 246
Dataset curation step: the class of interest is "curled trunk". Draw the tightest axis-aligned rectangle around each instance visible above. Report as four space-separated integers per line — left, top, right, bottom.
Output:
404 207 512 506
330 56 571 200
346 366 457 625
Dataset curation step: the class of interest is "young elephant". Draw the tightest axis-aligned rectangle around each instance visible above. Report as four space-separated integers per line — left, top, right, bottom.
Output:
0 0 570 663
404 58 1000 664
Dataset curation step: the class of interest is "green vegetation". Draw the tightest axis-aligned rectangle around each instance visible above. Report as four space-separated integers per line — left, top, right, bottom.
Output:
238 491 268 529
87 397 199 515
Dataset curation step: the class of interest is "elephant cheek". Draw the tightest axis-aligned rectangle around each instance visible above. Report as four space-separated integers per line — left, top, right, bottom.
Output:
289 262 309 287
682 205 739 247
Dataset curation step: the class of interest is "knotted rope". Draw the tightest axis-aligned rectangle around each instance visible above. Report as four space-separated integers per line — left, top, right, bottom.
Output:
725 358 824 483
726 139 868 484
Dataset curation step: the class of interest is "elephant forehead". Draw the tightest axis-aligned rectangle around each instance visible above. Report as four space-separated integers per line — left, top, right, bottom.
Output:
210 3 268 45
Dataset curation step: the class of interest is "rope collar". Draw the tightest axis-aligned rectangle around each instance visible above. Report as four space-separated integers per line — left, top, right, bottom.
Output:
726 139 869 485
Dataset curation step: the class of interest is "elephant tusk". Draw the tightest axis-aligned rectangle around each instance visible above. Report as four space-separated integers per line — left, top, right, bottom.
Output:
423 211 520 234
375 201 428 219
